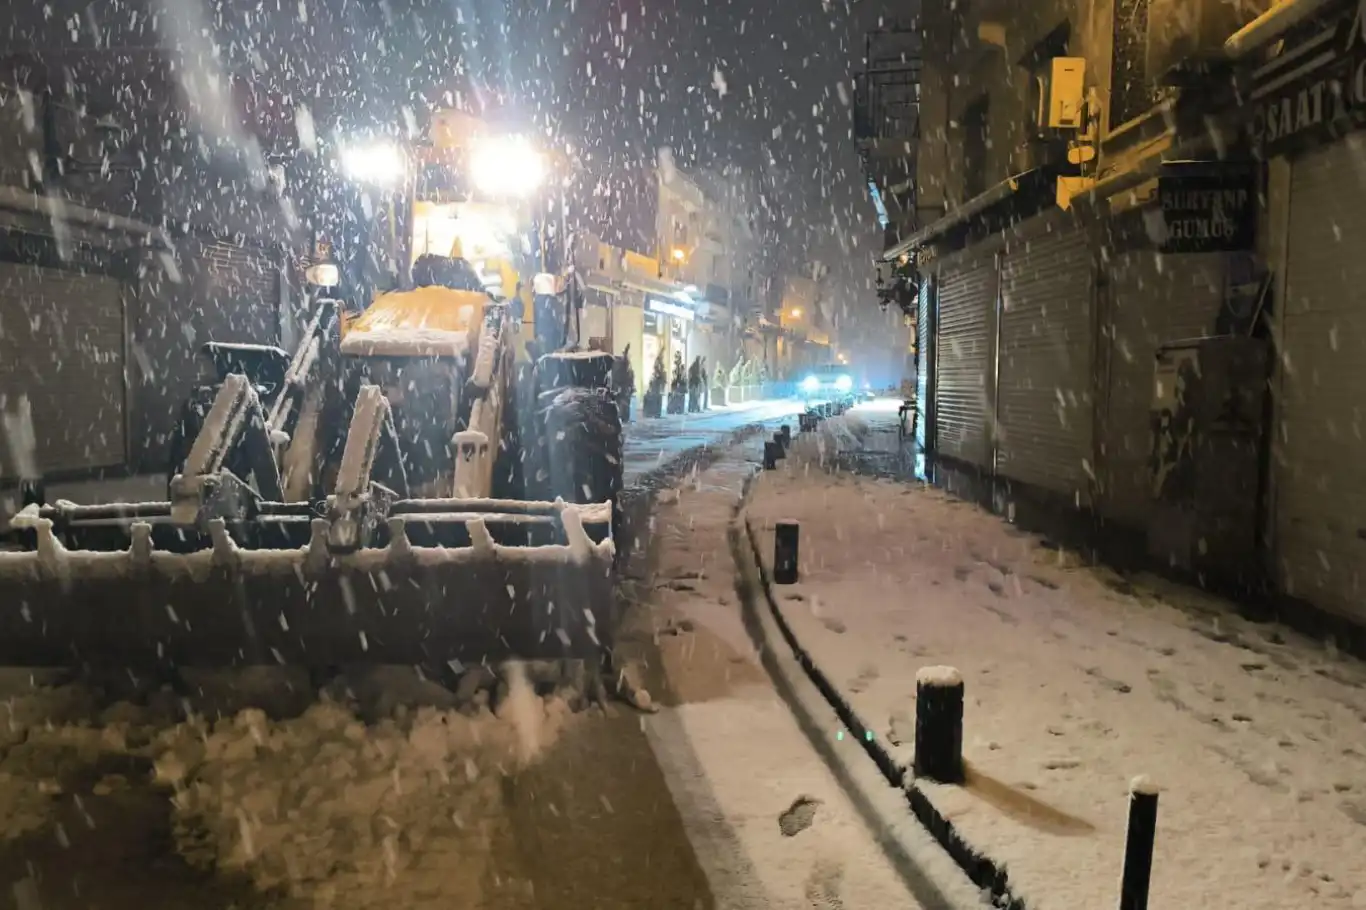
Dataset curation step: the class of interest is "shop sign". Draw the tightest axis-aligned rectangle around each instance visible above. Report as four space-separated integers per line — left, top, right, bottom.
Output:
1249 0 1366 155
1156 170 1256 253
646 295 695 321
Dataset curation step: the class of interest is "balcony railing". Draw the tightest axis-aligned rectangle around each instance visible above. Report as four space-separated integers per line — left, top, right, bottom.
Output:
853 61 922 143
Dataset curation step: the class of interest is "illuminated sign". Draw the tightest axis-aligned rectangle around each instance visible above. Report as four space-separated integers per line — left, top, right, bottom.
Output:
646 295 695 321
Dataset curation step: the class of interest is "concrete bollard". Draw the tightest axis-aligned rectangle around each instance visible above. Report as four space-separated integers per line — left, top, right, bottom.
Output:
913 666 964 783
1118 777 1160 910
773 520 799 584
763 440 780 470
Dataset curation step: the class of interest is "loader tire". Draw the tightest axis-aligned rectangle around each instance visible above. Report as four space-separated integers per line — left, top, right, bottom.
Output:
542 388 624 508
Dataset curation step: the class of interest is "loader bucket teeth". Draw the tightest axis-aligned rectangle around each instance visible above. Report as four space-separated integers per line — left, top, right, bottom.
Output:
0 499 617 669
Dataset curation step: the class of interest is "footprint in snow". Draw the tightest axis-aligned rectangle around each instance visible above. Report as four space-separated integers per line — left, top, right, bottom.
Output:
779 795 822 836
803 858 845 909
821 617 847 635
1042 758 1081 771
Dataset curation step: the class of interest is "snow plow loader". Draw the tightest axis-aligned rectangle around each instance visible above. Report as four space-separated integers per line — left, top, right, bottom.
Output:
0 110 625 675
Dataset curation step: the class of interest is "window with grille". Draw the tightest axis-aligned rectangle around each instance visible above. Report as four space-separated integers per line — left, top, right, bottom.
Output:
1111 0 1161 128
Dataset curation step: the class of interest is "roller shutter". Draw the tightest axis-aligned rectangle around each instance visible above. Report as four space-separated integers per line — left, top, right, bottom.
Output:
128 238 281 470
915 276 932 455
1274 139 1366 622
996 225 1094 502
1100 252 1225 525
934 254 997 467
0 264 125 477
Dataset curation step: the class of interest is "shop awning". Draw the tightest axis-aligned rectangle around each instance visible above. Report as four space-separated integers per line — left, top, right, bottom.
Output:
1068 134 1222 215
580 271 624 295
620 275 692 300
0 187 172 251
878 169 1039 262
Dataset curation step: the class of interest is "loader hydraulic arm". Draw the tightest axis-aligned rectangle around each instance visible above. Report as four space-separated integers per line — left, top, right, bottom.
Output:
453 302 513 499
169 374 283 527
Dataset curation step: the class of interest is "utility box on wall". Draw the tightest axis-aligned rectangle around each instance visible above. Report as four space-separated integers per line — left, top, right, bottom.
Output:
1148 336 1268 589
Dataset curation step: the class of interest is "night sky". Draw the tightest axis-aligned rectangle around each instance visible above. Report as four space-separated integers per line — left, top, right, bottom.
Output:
1 0 887 326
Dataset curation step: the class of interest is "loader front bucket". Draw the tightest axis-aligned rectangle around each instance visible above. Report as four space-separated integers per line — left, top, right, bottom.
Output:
0 498 617 669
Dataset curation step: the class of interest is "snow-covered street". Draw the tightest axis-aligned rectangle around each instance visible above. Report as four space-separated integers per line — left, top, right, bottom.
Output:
0 418 985 910
746 403 1366 910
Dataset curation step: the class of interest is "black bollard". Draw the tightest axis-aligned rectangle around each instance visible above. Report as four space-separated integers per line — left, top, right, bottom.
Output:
773 520 799 584
763 440 780 470
773 431 787 458
19 478 45 508
1118 777 1160 910
913 666 964 783
780 424 792 447
799 413 815 433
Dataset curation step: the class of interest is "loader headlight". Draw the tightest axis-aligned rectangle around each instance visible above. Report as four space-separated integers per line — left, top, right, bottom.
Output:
800 375 819 393
470 135 546 197
339 140 405 186
305 262 340 287
835 374 853 392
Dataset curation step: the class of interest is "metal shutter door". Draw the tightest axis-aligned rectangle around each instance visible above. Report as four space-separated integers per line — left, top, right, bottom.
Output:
915 277 931 454
1101 253 1225 525
934 256 996 467
997 227 1093 500
1276 139 1366 621
0 264 125 476
128 239 280 470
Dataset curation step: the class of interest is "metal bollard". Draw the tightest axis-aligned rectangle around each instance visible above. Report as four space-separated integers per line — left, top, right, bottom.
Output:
763 440 780 470
913 666 964 783
1118 777 1160 910
19 478 45 508
773 430 787 458
799 413 816 433
780 424 792 447
773 520 799 584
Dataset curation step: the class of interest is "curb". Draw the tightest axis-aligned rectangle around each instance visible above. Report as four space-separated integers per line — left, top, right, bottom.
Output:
739 482 1027 910
726 465 986 910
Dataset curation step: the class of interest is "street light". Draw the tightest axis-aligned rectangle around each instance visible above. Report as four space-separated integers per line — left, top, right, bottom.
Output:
789 307 803 318
671 247 687 262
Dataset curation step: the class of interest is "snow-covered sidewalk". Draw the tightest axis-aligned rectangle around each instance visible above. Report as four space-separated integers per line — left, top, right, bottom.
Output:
746 440 1366 910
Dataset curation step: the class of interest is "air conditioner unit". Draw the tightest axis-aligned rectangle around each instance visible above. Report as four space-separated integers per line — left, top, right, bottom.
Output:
1035 57 1086 130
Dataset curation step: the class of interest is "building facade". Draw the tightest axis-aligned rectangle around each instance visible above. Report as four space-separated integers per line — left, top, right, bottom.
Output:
857 0 1366 640
654 164 761 384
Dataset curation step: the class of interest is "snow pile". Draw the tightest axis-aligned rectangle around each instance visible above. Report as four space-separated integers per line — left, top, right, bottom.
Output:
153 681 574 906
0 675 162 840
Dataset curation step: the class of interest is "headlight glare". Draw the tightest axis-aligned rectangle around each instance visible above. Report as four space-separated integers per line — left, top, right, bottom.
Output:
339 141 405 186
835 375 853 392
800 375 819 392
470 135 546 197
305 263 340 287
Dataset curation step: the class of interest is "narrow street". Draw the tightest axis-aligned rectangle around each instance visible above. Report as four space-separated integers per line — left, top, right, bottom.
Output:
0 408 985 910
